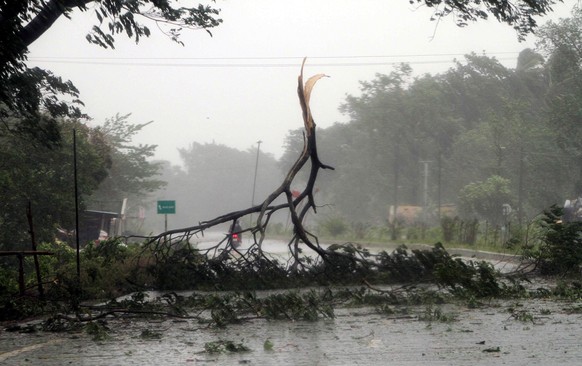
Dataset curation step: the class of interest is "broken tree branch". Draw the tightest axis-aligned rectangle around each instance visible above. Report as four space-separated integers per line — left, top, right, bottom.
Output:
137 58 334 269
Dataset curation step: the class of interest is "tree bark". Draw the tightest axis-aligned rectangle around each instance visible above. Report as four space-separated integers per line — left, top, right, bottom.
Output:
18 0 65 48
2 0 93 59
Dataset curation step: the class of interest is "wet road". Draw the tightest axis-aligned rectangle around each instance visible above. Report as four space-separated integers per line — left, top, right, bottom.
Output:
1 298 581 365
0 237 562 365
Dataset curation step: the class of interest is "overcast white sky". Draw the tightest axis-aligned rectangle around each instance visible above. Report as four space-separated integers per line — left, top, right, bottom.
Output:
26 0 577 164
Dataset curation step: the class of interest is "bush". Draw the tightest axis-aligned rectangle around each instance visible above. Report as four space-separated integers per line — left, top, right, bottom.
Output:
318 216 349 238
441 216 458 243
535 206 582 276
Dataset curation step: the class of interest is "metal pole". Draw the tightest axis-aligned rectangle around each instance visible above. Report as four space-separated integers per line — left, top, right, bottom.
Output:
73 128 81 280
420 160 432 208
250 140 262 225
27 202 44 298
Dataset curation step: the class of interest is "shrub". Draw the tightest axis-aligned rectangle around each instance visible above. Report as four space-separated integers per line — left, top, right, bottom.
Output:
318 216 349 238
535 206 582 276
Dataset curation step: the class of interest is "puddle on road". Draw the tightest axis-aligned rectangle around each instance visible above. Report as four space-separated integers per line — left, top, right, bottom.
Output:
1 298 582 365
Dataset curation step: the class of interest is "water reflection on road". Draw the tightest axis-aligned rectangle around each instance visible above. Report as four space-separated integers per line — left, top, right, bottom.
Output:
193 232 520 273
192 231 328 261
2 299 582 365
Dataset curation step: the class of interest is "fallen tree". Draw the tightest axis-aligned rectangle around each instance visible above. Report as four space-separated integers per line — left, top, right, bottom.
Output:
137 58 335 273
5 60 577 326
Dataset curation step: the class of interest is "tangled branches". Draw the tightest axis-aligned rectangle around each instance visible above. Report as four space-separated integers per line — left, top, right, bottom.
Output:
136 58 334 273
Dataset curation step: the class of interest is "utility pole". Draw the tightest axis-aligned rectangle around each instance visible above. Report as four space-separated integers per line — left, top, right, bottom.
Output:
437 152 442 220
250 140 262 225
420 160 432 209
73 129 80 280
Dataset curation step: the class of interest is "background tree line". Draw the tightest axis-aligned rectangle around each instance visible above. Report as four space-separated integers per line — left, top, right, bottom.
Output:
145 143 284 233
280 8 582 230
0 0 568 251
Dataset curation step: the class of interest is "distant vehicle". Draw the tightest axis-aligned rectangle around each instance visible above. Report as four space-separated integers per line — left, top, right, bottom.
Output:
229 220 243 248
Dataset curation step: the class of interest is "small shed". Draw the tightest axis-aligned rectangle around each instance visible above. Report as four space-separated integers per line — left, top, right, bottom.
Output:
80 210 121 243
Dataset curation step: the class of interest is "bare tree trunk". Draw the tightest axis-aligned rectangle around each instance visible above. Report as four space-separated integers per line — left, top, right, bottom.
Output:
1 0 93 67
26 201 44 298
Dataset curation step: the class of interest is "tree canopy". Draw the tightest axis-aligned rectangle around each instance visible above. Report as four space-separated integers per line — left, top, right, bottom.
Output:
411 0 562 39
291 9 582 226
0 0 222 76
0 114 166 250
0 0 572 248
0 0 222 143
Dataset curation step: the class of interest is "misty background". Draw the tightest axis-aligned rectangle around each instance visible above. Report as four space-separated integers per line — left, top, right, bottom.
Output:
18 0 582 237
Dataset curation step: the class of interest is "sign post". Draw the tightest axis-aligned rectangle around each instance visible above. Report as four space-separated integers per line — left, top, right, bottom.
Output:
157 200 176 232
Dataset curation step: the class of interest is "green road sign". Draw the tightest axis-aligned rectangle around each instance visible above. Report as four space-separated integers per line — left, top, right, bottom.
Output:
157 200 176 214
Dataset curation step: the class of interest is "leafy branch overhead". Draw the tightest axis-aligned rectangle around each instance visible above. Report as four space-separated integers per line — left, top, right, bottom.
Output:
411 0 561 39
0 1 222 74
0 0 222 143
86 1 222 48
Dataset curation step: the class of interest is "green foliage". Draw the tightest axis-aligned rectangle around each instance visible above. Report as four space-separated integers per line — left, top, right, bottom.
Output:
551 281 582 300
482 347 501 353
85 321 111 341
0 261 19 298
0 67 84 144
139 329 163 340
87 114 166 229
318 216 350 238
83 238 129 265
409 0 557 40
207 294 241 327
282 25 582 227
263 338 274 351
259 290 335 321
376 245 429 282
0 296 46 321
533 206 582 275
1 1 221 143
538 9 582 181
78 241 141 299
509 308 535 323
203 339 250 354
0 119 109 250
41 316 81 332
441 216 458 242
433 255 503 298
83 1 222 49
150 245 215 290
174 290 334 327
418 304 457 323
1 233 576 324
316 243 374 283
1 114 165 251
458 175 512 225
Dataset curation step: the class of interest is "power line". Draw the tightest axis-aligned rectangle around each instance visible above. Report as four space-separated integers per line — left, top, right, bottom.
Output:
26 53 520 68
27 52 521 61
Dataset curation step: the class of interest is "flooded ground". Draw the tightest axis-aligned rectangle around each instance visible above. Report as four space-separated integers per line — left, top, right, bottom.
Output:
1 297 581 365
